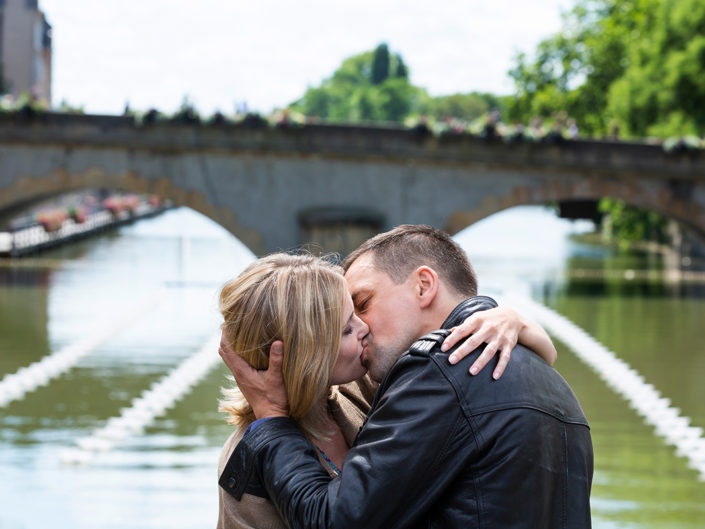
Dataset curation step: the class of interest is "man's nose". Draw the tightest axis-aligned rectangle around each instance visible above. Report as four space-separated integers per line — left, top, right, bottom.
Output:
360 329 370 346
358 320 369 338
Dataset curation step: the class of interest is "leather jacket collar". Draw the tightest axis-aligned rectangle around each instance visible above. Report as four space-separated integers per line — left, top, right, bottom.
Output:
442 295 498 329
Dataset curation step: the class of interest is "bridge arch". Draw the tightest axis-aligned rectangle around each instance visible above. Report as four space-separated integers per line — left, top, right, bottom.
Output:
443 176 705 240
1 113 704 255
0 166 268 256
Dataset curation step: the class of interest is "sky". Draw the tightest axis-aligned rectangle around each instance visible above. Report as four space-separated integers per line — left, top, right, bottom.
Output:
39 0 573 116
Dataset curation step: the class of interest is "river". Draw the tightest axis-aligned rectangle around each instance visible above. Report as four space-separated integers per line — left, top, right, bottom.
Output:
0 206 703 528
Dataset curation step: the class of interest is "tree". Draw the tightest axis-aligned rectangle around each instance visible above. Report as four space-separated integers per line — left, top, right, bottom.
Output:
508 0 635 134
394 54 408 79
288 44 427 123
371 43 391 85
607 0 705 137
507 0 705 138
598 198 668 245
288 44 513 124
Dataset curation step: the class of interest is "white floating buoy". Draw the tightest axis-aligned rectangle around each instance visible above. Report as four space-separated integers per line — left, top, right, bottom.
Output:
62 333 222 465
59 448 95 466
0 289 169 408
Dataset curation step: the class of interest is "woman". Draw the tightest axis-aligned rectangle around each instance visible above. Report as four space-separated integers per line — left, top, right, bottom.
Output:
216 253 556 529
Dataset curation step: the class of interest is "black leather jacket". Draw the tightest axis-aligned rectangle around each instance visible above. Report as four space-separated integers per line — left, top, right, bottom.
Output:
221 296 593 529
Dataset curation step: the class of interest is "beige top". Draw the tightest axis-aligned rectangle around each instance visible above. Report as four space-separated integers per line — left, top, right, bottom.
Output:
216 375 378 529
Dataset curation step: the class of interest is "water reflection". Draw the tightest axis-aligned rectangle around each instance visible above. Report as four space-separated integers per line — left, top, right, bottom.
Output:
0 206 703 528
0 208 253 529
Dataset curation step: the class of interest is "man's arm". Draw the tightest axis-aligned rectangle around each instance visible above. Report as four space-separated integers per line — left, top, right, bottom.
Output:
232 352 474 529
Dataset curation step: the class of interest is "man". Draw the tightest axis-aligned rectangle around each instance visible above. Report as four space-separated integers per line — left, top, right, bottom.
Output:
221 225 593 528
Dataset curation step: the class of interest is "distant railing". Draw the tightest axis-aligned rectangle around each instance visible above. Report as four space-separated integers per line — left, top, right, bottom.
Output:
0 201 171 257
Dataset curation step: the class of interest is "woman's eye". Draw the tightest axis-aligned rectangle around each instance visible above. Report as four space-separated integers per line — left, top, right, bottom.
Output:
343 327 353 335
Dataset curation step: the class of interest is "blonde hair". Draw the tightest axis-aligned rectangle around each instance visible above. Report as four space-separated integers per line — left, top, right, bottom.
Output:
218 253 347 440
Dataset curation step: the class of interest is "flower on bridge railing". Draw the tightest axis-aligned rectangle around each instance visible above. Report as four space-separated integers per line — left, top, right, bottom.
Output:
102 194 143 217
68 206 87 224
124 194 140 214
36 209 68 232
102 197 125 216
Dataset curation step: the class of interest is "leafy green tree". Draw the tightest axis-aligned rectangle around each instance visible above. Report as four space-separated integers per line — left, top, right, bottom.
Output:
289 44 427 123
394 54 408 79
607 0 705 137
372 43 391 85
508 1 636 134
288 44 511 124
598 198 668 245
508 0 705 138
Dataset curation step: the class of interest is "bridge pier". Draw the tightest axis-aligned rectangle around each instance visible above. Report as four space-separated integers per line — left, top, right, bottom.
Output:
298 207 384 256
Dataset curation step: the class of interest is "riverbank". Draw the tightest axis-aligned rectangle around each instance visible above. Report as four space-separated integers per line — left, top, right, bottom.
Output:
570 231 705 268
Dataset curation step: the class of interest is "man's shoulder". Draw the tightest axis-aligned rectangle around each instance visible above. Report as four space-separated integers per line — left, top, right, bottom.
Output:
407 329 452 357
403 331 589 426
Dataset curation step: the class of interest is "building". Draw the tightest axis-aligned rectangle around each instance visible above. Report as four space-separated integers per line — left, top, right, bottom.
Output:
0 0 52 104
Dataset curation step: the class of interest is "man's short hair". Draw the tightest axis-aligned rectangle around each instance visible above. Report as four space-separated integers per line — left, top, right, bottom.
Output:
342 224 477 297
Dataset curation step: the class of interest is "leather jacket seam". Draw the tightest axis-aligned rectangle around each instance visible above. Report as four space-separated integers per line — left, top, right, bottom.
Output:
470 404 590 427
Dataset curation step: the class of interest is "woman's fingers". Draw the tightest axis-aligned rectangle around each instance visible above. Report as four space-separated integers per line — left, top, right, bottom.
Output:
492 347 512 380
442 317 480 354
447 329 488 364
441 306 521 379
468 342 498 375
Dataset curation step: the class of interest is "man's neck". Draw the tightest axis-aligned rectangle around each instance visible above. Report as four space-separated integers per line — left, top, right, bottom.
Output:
419 292 467 336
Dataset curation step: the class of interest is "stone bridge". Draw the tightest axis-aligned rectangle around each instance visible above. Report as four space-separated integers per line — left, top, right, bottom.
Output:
0 112 703 255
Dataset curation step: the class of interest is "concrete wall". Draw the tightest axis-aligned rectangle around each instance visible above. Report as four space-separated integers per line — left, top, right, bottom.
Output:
0 112 704 255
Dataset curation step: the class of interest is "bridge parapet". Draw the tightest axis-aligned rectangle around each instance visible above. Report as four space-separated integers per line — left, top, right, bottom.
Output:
0 112 702 179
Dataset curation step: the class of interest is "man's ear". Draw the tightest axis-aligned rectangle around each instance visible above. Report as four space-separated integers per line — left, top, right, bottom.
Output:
414 266 439 309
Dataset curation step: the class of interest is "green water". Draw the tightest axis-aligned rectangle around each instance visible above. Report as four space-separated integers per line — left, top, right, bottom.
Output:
0 206 703 528
540 275 705 528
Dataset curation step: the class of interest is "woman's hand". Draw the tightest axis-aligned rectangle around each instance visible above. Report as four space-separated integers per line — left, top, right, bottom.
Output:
218 332 290 419
440 306 557 379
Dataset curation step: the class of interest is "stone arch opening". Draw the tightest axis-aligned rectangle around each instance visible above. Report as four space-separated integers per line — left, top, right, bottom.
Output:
0 172 266 257
443 178 705 242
